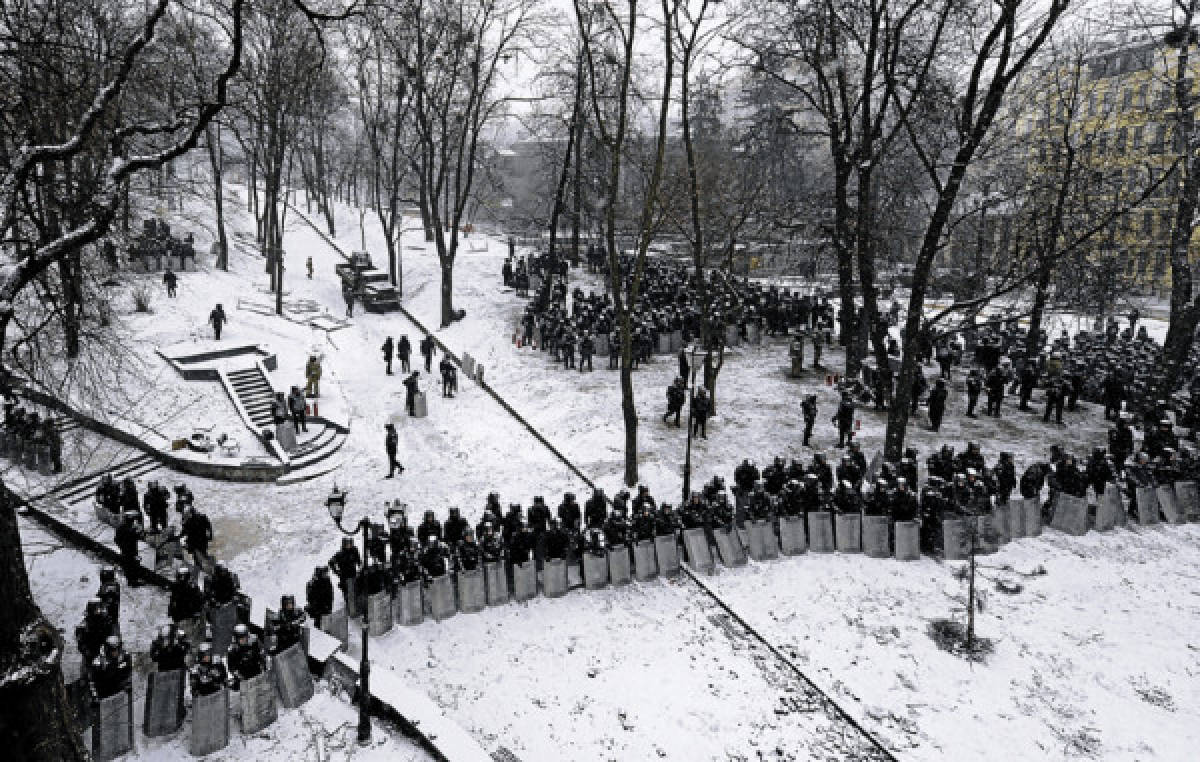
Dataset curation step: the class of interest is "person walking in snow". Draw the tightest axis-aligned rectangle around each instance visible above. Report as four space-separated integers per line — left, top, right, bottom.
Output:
163 269 178 297
384 423 403 478
403 372 421 416
420 334 436 373
306 256 313 280
397 335 412 374
382 336 394 375
439 356 457 398
209 304 227 340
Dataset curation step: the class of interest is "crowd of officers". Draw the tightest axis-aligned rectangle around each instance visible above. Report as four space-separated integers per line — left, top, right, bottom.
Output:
341 404 1200 604
94 476 214 588
510 250 839 374
74 555 308 708
1 395 64 472
868 311 1200 434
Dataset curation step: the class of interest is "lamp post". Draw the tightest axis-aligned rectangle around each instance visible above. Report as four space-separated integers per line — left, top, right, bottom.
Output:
681 345 700 502
326 485 372 746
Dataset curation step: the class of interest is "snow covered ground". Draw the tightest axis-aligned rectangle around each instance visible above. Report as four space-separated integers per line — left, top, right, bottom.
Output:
17 187 1200 760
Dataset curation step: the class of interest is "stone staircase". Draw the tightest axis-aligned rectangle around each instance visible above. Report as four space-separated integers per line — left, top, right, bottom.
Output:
44 453 162 509
220 364 348 483
225 366 275 431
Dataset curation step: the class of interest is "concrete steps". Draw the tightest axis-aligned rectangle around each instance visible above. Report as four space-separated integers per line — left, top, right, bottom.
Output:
226 367 276 430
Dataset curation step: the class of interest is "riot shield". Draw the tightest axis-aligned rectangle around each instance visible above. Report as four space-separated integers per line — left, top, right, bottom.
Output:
189 687 230 756
429 574 457 620
713 528 747 567
893 521 920 561
1007 499 1026 538
657 334 671 354
725 324 739 347
992 502 1011 545
654 534 681 576
542 559 568 597
974 513 998 554
808 512 834 553
680 528 713 574
393 581 423 625
1023 497 1043 537
367 591 393 636
1135 486 1159 525
779 516 807 555
1157 485 1183 524
1049 494 1088 536
608 546 632 585
91 688 133 761
632 540 658 581
835 513 861 553
272 642 314 709
1095 484 1122 531
861 516 890 558
583 552 609 589
484 561 509 606
670 330 683 352
207 602 237 656
745 520 771 561
143 669 185 737
942 518 969 561
512 560 537 601
238 672 277 734
1176 480 1200 522
320 608 349 648
457 569 487 612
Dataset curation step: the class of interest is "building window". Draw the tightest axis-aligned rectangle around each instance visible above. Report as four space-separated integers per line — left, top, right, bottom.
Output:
1137 84 1149 109
1132 125 1144 149
1150 123 1166 153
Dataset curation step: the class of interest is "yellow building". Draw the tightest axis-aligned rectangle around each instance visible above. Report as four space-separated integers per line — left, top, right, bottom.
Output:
1017 32 1199 295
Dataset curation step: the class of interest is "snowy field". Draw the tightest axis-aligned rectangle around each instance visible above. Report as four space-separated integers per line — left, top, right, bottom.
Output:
17 188 1200 760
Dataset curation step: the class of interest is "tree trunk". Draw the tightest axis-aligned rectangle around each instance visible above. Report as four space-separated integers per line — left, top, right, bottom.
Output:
439 259 455 327
206 125 228 270
1023 261 1053 363
1159 1 1200 400
0 488 88 762
547 92 579 264
621 346 638 487
832 163 859 379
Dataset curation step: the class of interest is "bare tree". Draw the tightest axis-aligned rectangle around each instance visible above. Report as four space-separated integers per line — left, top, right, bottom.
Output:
0 0 248 755
574 0 681 485
232 0 326 313
1151 0 1200 400
404 0 541 327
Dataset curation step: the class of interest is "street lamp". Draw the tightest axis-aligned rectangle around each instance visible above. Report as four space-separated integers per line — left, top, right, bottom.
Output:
681 344 700 502
326 485 372 746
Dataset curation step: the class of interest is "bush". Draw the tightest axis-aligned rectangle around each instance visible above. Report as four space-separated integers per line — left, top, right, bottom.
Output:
927 618 995 662
131 284 154 313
